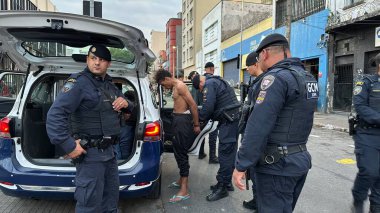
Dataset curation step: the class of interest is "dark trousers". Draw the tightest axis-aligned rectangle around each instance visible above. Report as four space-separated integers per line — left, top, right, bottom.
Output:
255 172 307 213
172 114 195 177
114 125 135 160
199 127 218 156
250 168 257 198
216 121 238 184
74 158 119 213
352 140 380 205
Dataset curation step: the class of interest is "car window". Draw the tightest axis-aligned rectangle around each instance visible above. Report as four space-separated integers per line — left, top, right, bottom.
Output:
22 42 135 64
0 74 25 98
30 81 54 104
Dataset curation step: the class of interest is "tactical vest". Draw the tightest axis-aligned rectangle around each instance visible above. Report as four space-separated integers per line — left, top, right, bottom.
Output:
263 65 318 145
208 76 240 120
365 75 380 113
70 72 121 136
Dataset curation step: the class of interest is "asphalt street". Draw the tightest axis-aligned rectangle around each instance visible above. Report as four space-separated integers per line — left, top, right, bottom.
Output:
0 127 368 212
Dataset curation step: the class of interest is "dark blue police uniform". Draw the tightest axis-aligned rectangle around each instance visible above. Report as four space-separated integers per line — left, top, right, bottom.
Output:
199 72 219 163
47 67 133 212
352 74 380 212
198 75 240 201
235 58 318 212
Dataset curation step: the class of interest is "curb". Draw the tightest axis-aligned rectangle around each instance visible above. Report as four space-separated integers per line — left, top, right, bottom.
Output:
313 123 349 133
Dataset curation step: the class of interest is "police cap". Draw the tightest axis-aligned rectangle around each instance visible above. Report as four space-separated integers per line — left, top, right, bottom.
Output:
246 52 258 67
205 62 214 68
255 33 289 54
88 44 111 61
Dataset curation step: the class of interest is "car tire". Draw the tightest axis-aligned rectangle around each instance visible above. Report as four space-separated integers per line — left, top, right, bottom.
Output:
145 173 161 199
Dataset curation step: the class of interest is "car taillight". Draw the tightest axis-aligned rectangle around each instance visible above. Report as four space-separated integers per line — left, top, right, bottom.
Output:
144 121 161 142
0 117 11 138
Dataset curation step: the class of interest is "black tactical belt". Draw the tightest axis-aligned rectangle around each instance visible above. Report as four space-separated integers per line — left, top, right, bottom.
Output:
74 134 118 149
260 144 307 165
359 124 380 129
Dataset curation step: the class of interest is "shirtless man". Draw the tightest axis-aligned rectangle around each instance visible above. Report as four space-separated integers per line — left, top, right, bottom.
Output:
154 69 201 203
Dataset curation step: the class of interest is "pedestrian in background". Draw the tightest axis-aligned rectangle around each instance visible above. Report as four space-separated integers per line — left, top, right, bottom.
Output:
47 45 133 212
233 34 318 212
351 53 380 213
191 72 240 201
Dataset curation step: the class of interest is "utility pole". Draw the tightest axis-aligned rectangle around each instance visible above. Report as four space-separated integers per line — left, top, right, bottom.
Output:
90 0 94 17
239 0 244 83
285 0 292 43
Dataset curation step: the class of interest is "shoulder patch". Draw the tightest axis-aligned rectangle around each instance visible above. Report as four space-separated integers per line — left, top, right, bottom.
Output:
67 78 77 83
260 75 275 90
353 85 362 95
355 81 364 86
61 82 75 93
255 91 267 104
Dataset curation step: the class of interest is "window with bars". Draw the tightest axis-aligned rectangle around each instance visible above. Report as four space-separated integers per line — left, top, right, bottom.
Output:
343 0 364 8
276 0 325 28
26 0 37 10
204 22 218 45
0 0 7 10
10 0 25 10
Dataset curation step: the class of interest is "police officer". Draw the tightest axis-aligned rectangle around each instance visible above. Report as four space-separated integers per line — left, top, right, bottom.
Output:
238 51 265 211
233 34 318 212
46 44 133 212
191 73 240 201
189 66 219 164
351 53 380 213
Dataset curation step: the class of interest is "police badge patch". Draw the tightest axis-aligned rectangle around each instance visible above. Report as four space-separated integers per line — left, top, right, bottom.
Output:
255 91 267 104
353 86 362 95
260 75 275 90
61 82 75 93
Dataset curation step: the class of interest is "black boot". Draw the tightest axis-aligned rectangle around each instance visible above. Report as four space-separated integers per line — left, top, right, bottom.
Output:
210 182 234 191
209 155 219 164
198 141 206 159
243 197 257 210
370 204 380 213
351 200 364 213
206 183 228 201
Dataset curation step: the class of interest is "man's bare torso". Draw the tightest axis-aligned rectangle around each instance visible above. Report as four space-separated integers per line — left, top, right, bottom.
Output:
172 81 190 113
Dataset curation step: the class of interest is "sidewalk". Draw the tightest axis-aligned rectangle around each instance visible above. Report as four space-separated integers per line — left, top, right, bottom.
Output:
313 112 349 133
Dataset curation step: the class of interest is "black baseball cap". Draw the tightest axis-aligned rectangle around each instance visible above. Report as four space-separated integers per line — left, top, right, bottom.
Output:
88 44 111 61
246 52 258 66
255 33 289 54
205 62 214 68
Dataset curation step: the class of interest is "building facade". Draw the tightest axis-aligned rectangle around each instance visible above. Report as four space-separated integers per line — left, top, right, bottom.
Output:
221 0 329 112
326 0 380 112
200 0 271 76
165 18 182 77
0 0 57 70
150 30 166 72
181 0 219 77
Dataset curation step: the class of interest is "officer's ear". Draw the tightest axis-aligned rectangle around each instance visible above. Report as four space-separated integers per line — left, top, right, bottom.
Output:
106 61 111 68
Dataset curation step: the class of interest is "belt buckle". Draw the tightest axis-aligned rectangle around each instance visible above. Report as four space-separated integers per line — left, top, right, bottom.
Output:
264 155 275 164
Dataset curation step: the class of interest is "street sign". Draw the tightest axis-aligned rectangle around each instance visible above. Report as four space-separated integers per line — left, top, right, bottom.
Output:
375 26 380 47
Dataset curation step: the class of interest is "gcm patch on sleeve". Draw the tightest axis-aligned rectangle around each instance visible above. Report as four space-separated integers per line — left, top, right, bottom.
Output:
61 82 75 93
353 86 362 95
255 91 267 104
260 75 275 90
306 81 319 99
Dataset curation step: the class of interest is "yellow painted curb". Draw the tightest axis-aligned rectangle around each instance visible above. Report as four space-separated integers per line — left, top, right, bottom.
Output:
336 158 356 164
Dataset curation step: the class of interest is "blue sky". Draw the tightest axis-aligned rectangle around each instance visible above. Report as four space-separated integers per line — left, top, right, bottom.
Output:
50 0 181 40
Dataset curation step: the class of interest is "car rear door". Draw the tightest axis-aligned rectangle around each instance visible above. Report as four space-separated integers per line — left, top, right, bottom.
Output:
158 82 217 154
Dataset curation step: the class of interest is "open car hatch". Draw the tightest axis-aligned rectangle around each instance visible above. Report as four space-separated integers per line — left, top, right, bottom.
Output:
0 11 155 75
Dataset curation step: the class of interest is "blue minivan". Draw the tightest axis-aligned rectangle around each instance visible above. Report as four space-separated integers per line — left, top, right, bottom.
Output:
0 11 214 199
